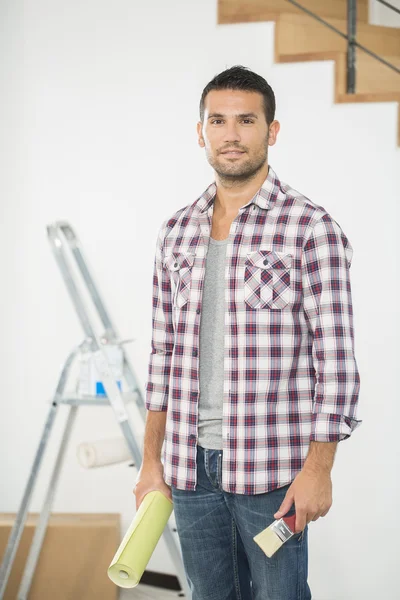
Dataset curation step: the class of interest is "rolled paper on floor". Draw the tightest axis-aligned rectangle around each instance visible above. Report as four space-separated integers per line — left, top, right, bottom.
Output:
107 490 173 588
77 437 131 468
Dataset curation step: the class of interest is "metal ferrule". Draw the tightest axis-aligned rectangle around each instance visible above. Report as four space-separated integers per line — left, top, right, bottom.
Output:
270 518 294 543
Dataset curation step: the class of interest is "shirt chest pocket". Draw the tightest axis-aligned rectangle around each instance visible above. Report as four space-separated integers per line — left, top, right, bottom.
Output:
163 252 195 308
244 250 292 310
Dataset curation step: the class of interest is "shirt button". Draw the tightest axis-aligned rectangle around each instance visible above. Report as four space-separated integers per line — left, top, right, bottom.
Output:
196 308 201 314
192 349 198 357
189 434 196 443
263 259 268 265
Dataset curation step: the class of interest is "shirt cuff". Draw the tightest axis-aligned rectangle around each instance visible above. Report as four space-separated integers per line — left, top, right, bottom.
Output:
310 412 362 442
145 383 169 412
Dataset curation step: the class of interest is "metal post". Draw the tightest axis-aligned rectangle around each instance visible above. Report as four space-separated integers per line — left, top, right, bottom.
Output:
347 0 357 93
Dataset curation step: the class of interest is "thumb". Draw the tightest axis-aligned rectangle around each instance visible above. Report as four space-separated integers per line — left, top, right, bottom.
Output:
274 490 294 519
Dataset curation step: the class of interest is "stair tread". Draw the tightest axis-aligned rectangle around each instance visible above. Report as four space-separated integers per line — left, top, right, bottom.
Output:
218 0 369 24
279 11 400 37
338 91 400 102
278 49 400 66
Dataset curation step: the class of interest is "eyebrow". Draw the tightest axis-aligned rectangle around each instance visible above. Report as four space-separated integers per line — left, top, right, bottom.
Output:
207 112 259 120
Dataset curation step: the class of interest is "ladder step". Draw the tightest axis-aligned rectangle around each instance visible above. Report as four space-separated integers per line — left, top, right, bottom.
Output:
59 392 136 406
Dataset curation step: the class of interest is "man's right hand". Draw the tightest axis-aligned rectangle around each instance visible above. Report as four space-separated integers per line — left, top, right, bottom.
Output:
133 462 172 510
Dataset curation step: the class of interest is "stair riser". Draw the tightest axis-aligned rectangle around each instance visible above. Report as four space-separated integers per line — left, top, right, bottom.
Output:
276 15 400 59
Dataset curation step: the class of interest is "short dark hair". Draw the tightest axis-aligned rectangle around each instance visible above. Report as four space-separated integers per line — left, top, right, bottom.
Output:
199 65 276 125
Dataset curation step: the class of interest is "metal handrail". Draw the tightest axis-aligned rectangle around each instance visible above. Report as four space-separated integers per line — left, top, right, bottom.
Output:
347 0 357 93
285 0 400 95
376 0 400 17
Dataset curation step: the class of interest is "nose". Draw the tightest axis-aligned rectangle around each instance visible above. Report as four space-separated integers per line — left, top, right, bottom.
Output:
223 121 241 143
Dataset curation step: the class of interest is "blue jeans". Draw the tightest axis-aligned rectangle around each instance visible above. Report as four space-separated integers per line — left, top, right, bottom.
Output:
172 446 312 600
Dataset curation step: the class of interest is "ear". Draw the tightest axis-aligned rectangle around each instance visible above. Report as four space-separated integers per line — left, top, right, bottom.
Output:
197 121 205 148
268 120 280 147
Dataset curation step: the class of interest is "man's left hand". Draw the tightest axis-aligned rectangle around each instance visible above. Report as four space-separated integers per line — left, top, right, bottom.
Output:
273 468 333 533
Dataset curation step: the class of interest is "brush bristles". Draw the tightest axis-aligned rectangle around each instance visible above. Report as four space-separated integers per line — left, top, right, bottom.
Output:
253 526 284 558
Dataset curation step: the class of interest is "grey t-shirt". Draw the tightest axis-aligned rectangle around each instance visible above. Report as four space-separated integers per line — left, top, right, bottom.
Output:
198 236 229 450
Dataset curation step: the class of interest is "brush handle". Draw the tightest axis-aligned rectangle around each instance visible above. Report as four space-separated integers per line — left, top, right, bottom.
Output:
282 514 296 533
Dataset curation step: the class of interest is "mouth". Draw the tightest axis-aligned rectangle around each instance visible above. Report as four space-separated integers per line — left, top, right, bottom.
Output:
220 150 246 158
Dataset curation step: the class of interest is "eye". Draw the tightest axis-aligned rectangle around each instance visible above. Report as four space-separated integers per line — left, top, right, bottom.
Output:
211 119 224 125
241 119 254 124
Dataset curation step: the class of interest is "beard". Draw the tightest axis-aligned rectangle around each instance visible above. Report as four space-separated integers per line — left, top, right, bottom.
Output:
206 137 269 184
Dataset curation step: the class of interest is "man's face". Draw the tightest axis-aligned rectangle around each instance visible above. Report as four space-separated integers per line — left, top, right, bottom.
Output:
197 89 279 181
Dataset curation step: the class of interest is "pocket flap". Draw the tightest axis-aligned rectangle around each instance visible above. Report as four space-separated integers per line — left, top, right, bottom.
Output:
163 252 195 272
245 250 292 270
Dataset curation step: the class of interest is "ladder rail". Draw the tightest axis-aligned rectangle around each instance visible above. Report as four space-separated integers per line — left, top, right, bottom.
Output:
48 222 147 417
17 407 78 599
48 223 130 424
122 356 146 418
0 348 78 599
47 224 98 342
0 405 59 599
55 222 147 415
53 222 117 338
52 223 190 595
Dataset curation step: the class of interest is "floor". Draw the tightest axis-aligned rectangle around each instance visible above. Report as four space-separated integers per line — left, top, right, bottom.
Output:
122 584 184 599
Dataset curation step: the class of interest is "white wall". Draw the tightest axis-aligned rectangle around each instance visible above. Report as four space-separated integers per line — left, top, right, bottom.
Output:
1 1 399 599
369 0 400 27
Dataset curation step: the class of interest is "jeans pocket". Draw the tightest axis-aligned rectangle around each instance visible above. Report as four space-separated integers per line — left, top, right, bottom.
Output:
297 529 305 542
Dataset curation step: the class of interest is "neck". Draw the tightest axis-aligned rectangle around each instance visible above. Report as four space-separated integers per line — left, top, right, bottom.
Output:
214 162 269 217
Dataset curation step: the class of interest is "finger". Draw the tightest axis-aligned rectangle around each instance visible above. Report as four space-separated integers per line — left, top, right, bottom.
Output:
133 484 143 500
295 510 307 533
274 491 294 519
311 512 320 522
159 487 173 502
135 489 146 511
318 502 332 518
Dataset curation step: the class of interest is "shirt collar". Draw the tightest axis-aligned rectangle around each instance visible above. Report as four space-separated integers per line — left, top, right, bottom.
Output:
196 165 281 214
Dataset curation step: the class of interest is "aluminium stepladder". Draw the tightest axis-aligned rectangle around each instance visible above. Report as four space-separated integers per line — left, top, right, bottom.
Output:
0 221 191 599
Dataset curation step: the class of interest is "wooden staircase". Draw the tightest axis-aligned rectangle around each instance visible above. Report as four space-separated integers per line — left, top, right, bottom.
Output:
218 0 400 144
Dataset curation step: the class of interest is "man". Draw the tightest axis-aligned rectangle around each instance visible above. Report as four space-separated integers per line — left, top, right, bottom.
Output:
134 66 361 600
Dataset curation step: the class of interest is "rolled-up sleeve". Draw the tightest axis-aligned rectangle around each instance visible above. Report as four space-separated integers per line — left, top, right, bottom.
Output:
145 221 174 412
301 213 362 442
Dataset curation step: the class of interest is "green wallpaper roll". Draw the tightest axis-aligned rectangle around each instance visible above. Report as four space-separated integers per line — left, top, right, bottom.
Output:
107 490 173 588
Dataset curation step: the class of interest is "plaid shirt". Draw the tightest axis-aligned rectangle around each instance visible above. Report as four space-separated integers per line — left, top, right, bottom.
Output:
145 166 361 494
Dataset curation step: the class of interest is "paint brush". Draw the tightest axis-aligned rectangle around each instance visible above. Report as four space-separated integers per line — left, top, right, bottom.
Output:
253 514 297 558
